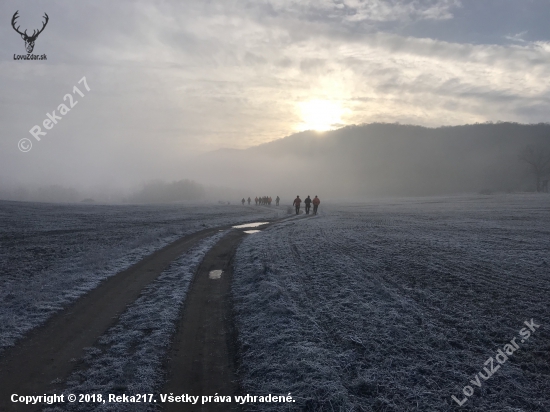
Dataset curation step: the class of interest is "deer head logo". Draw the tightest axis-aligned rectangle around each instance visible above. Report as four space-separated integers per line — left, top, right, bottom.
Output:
11 11 49 54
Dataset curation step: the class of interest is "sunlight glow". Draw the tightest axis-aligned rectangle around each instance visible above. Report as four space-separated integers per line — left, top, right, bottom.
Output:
297 100 347 132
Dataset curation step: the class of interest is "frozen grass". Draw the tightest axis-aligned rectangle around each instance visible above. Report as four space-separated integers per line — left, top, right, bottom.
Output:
232 194 550 411
43 232 226 412
0 201 277 354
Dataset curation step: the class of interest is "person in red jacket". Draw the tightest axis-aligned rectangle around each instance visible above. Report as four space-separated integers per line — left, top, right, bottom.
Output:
292 195 301 215
312 195 320 215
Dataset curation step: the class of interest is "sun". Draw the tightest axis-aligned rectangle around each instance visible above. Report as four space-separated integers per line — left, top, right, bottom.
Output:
297 100 346 132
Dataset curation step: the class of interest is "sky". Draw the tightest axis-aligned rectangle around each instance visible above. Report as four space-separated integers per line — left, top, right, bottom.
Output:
1 0 550 191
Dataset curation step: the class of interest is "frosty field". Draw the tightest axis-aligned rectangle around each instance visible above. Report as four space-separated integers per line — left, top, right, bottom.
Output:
0 200 276 354
1 195 549 411
232 194 550 411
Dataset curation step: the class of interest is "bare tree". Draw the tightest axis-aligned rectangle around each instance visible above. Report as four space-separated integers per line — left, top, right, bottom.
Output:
518 145 550 192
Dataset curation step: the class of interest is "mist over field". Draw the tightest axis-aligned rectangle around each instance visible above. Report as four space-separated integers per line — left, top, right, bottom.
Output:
2 122 549 203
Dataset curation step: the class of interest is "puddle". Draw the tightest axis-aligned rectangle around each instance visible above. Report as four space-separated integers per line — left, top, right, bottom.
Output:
232 222 269 229
244 230 261 234
209 270 223 279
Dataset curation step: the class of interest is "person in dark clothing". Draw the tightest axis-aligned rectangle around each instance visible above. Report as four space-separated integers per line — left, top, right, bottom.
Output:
304 195 312 214
292 195 301 215
241 198 245 205
255 197 258 205
312 195 320 215
247 197 251 205
276 196 280 206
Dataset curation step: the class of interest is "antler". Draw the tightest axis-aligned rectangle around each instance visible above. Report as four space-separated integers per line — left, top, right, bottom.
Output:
33 13 49 38
12 11 49 40
29 13 49 39
11 11 27 37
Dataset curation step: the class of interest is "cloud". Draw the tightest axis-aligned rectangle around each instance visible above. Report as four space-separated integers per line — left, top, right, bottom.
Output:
1 0 549 190
254 0 461 23
505 31 528 43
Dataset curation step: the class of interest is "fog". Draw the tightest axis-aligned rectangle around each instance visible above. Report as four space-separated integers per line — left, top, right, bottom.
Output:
2 1 550 203
2 122 549 204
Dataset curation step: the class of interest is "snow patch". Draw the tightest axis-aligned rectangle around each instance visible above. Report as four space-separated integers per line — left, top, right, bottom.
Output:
209 270 223 279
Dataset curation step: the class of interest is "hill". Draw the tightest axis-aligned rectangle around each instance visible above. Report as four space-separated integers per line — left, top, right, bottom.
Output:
200 122 550 198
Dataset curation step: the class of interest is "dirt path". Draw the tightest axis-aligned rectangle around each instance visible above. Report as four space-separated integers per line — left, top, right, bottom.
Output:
162 229 246 412
162 217 306 411
0 227 225 412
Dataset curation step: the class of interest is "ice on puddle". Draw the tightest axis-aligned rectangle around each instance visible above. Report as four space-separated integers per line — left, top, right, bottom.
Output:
244 230 261 234
232 222 269 229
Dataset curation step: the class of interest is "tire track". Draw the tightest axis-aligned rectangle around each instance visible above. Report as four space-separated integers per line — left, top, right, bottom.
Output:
161 218 299 412
0 226 231 412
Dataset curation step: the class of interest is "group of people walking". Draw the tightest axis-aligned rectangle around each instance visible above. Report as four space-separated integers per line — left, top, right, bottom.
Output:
241 196 281 206
293 195 320 215
240 194 321 215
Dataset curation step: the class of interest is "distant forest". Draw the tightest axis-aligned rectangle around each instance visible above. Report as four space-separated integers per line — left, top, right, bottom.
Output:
124 179 205 204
